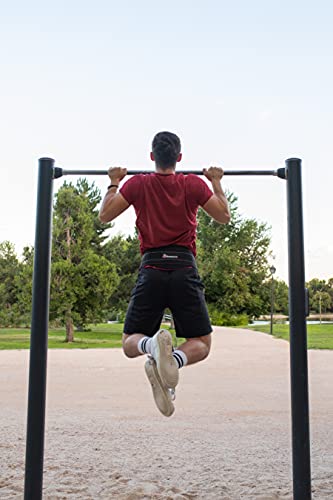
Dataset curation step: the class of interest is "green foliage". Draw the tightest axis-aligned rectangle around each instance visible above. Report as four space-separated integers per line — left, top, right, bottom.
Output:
207 304 248 326
312 291 331 313
259 278 289 315
13 246 34 326
3 177 333 332
102 234 141 317
75 178 111 251
0 241 21 326
51 181 119 339
197 193 272 318
306 278 333 313
0 244 34 327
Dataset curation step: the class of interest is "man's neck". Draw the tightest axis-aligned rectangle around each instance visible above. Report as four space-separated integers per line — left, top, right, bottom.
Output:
155 166 176 175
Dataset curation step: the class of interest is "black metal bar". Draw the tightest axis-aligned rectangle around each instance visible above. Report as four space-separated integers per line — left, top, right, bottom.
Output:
305 288 310 317
286 158 312 499
24 158 55 500
55 168 281 178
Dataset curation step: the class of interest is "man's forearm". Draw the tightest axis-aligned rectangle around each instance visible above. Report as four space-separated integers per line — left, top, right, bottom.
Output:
99 187 118 222
211 178 230 217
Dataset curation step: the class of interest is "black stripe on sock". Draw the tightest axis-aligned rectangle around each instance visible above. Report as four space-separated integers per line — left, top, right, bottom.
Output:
173 352 183 368
141 338 148 353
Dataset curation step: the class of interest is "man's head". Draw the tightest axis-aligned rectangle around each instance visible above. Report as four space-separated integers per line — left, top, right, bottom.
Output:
150 131 182 170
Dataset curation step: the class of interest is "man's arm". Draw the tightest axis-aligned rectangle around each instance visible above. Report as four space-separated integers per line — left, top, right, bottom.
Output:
99 167 130 223
202 167 230 224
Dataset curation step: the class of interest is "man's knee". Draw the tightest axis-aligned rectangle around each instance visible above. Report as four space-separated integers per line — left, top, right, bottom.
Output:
185 334 211 361
122 333 136 358
122 332 145 358
123 346 137 358
199 334 211 359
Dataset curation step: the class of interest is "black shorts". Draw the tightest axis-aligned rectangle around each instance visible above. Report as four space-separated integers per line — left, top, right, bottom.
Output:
124 246 212 339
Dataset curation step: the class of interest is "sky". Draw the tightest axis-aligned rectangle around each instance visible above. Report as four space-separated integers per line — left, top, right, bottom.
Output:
1 0 332 282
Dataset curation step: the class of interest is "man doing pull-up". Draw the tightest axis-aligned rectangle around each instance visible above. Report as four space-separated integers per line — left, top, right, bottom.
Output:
99 132 230 416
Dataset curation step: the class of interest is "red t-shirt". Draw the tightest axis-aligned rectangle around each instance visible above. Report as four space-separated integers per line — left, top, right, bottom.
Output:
120 173 213 256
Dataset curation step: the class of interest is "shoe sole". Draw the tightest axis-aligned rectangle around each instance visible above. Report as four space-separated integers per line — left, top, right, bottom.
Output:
154 329 179 389
145 358 174 417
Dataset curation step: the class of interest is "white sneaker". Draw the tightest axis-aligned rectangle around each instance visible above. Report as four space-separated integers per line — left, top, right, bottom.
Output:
150 329 179 389
169 388 176 401
145 357 174 417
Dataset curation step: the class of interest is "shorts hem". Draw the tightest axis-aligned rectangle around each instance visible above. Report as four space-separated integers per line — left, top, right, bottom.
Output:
176 328 213 339
123 330 155 337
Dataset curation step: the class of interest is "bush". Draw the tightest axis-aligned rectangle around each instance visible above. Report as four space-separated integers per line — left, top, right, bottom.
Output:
207 305 248 326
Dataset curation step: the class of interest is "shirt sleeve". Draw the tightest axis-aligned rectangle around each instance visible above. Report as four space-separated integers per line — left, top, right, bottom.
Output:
119 176 141 206
188 175 213 206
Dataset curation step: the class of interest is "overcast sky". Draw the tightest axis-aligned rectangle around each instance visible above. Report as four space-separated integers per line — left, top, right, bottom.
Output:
1 0 332 282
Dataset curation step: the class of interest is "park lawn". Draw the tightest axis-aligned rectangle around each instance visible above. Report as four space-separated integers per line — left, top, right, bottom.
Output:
1 323 332 350
0 323 175 350
0 324 124 350
246 323 333 350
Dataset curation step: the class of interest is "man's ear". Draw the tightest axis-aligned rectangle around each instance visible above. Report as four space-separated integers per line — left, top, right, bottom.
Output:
150 152 155 161
177 153 182 162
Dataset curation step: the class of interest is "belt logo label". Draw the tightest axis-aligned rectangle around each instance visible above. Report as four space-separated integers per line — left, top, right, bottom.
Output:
162 253 178 259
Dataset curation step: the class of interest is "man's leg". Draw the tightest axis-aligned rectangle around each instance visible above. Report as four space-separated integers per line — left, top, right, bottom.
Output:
123 331 211 367
122 333 146 358
175 334 211 365
168 267 213 369
123 330 179 388
122 332 175 417
121 268 177 416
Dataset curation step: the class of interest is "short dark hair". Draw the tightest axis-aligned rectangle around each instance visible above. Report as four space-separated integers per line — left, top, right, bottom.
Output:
152 131 181 169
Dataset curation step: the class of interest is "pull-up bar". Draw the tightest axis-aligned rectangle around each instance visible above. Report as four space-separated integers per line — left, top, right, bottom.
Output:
24 157 311 500
53 166 287 179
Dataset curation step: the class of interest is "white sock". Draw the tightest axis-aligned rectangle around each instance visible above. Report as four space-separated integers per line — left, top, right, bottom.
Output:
173 349 188 369
138 337 152 354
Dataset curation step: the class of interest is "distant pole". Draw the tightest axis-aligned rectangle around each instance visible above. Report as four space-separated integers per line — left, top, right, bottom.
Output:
270 265 276 336
286 158 312 500
24 158 55 500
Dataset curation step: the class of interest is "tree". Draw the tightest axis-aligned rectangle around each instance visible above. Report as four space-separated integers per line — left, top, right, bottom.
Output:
75 178 110 252
312 291 331 314
259 278 289 316
102 234 141 318
51 181 119 341
306 278 331 313
327 278 333 313
14 246 34 326
0 241 21 326
196 193 272 319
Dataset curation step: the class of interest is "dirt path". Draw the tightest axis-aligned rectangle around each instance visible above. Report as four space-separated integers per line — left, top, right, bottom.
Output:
0 327 332 498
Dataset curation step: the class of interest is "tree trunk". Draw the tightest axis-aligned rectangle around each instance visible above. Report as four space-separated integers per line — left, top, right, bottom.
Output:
65 311 74 342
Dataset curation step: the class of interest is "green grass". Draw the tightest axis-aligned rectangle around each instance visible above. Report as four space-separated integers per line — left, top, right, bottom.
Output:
3 322 332 350
0 323 175 350
0 324 124 350
246 323 333 349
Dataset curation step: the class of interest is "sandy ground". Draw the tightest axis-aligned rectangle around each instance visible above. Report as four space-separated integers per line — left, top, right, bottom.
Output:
0 327 332 499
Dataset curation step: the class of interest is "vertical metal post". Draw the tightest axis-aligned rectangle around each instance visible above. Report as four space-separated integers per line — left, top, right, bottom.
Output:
270 276 274 336
24 158 55 500
286 158 311 499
